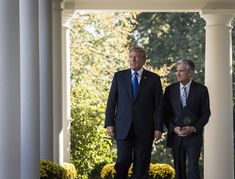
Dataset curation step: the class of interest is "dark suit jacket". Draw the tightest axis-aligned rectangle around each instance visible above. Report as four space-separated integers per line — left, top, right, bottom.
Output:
105 68 163 140
164 81 211 148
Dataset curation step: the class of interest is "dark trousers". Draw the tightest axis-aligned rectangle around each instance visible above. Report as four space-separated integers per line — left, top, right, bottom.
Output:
115 124 153 179
172 140 201 179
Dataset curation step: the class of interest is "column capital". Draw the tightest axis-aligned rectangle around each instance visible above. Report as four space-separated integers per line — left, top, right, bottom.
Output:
62 9 76 27
200 9 235 26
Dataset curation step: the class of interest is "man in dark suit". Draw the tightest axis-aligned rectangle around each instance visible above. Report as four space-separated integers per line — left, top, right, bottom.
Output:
105 47 163 179
164 59 211 179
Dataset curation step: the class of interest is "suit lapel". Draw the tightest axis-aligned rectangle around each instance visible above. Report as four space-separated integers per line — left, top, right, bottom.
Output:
124 69 133 101
187 80 196 108
175 82 181 110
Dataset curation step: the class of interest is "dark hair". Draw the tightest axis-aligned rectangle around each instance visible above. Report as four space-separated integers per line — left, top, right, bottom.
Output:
129 47 146 60
176 59 195 72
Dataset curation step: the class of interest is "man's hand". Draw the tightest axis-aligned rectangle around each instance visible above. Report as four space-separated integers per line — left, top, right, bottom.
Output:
180 126 196 137
173 127 182 135
106 126 115 137
154 130 162 141
174 126 196 137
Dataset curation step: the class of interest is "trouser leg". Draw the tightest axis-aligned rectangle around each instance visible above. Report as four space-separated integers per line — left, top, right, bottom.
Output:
132 139 153 179
186 145 201 179
172 147 187 179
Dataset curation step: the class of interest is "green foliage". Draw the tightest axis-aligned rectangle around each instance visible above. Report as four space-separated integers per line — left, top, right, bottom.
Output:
40 160 67 179
129 12 206 84
145 64 174 90
62 163 78 179
70 12 138 178
100 163 175 179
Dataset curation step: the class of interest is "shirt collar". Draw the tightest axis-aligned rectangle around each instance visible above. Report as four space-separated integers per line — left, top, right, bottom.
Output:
131 68 144 77
180 80 192 89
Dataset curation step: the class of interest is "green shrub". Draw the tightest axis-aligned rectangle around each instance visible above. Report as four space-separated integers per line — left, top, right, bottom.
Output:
100 163 175 179
40 160 67 179
62 162 78 179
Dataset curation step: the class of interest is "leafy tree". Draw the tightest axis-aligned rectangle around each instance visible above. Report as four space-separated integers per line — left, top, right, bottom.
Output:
129 12 206 84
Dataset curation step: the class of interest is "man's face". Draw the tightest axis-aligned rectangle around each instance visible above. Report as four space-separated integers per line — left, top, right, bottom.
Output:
176 64 193 85
129 50 146 71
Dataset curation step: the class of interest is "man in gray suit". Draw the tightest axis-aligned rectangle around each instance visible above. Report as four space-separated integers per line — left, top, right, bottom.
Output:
164 59 211 179
105 47 163 179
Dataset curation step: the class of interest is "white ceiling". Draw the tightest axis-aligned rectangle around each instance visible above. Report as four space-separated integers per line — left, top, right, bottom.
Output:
62 0 235 26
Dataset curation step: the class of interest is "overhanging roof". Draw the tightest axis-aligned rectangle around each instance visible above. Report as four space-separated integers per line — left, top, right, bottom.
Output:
62 0 235 26
63 0 235 11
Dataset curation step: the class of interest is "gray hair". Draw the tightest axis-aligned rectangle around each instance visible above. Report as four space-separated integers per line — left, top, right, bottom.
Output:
176 59 195 72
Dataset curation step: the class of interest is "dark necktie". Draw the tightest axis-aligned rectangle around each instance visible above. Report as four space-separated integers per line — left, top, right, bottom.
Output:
132 72 138 98
181 86 187 108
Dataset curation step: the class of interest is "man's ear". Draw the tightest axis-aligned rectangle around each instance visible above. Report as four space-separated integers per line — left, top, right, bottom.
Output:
189 70 194 77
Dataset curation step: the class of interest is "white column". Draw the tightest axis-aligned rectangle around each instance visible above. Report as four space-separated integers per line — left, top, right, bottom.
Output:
39 0 53 160
62 25 71 163
0 1 20 178
201 12 234 179
20 0 40 178
52 0 63 164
